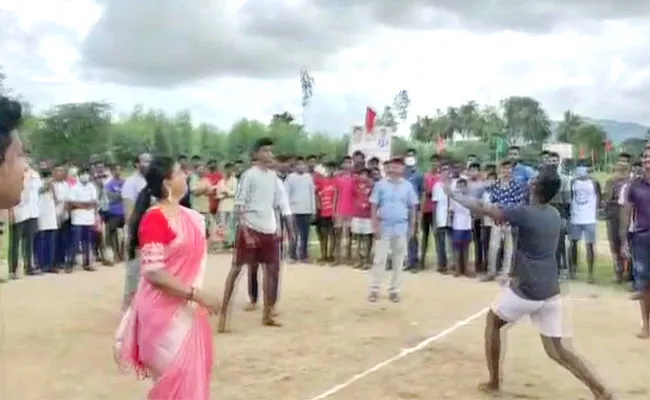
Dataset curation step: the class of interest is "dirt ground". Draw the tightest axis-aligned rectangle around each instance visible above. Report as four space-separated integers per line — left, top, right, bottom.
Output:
2 254 649 400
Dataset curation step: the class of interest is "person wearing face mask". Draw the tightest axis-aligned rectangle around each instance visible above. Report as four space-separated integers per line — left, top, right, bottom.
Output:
403 148 424 272
67 167 98 273
568 164 601 283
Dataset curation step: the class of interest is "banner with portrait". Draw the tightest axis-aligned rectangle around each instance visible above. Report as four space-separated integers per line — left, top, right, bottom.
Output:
347 125 393 162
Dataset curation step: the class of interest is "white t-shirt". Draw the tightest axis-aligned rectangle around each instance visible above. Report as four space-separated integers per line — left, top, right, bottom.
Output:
53 181 71 221
570 179 598 225
38 189 58 231
13 172 42 223
69 183 98 226
451 200 472 230
431 181 449 228
482 190 493 227
121 173 147 203
618 182 635 232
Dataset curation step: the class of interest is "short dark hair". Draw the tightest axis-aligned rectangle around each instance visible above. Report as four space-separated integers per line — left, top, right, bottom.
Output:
430 154 440 161
369 156 380 164
467 154 478 159
306 154 317 160
253 137 274 153
325 160 338 168
548 152 560 159
178 154 187 161
191 154 201 161
619 152 632 161
456 178 467 186
500 160 512 167
390 156 405 164
468 162 481 170
487 171 498 179
224 162 233 169
405 148 417 155
0 95 21 164
79 166 91 174
508 146 520 152
342 156 352 162
535 168 561 204
295 156 305 162
352 150 364 157
540 150 550 156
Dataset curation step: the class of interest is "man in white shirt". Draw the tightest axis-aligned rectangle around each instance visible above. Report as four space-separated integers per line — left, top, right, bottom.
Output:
121 152 151 310
67 167 98 272
432 163 452 273
52 162 71 270
218 138 294 332
8 166 42 278
35 166 59 273
569 166 601 283
451 178 473 277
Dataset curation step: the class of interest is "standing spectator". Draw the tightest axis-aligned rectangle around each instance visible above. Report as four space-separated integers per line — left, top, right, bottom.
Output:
481 171 498 271
53 162 71 270
351 168 374 269
432 163 452 273
569 166 601 283
546 153 572 278
403 148 424 271
205 159 222 232
104 164 125 263
68 167 98 272
121 152 150 310
368 157 419 303
420 155 440 270
604 160 629 282
8 164 42 278
315 161 338 263
508 146 538 184
450 178 473 277
333 156 355 264
216 162 237 247
620 146 650 339
189 163 214 236
482 160 527 282
284 156 316 263
466 162 487 273
35 167 58 273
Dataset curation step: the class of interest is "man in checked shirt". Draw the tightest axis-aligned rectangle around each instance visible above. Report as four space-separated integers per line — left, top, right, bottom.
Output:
480 160 527 283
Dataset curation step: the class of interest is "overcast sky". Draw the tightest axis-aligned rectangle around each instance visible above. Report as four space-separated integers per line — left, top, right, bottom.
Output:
2 0 650 136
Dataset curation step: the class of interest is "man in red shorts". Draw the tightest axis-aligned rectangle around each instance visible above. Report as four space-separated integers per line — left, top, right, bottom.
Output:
218 138 293 332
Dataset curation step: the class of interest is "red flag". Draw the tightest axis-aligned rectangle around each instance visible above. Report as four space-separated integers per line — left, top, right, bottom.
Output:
436 136 445 152
365 107 376 134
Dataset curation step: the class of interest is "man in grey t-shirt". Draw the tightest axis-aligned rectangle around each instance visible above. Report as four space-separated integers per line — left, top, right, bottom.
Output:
444 169 613 399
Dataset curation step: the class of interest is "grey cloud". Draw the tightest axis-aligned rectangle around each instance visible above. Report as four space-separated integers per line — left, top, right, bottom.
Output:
80 0 372 87
315 0 650 33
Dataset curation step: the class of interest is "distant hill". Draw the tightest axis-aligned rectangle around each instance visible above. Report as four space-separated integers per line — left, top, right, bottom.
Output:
551 118 649 144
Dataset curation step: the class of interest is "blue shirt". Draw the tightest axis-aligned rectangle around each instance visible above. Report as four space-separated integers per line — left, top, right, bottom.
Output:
405 167 424 198
369 178 419 237
489 180 527 209
105 178 125 216
512 163 538 184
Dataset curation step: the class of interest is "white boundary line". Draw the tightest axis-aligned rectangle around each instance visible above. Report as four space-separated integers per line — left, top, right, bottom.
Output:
305 307 489 400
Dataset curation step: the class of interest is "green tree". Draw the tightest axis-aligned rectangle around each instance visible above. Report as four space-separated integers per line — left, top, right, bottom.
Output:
501 96 552 145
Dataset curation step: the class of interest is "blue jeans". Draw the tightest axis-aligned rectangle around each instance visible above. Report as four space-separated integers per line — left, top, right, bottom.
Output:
289 214 311 261
69 225 93 266
55 220 71 266
35 229 57 272
435 227 451 269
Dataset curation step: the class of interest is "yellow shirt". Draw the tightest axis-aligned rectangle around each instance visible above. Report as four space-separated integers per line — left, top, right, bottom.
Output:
191 176 212 214
217 176 238 213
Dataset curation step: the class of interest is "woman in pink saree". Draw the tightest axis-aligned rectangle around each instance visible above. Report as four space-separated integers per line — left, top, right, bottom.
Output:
114 156 221 400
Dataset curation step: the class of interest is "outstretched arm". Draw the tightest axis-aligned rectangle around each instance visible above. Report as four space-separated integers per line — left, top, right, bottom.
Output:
447 190 505 223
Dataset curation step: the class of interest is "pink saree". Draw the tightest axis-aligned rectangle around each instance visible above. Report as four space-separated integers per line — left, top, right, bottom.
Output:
115 207 214 400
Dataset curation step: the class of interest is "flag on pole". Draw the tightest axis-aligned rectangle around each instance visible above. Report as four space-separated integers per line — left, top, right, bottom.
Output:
436 136 445 152
365 107 376 134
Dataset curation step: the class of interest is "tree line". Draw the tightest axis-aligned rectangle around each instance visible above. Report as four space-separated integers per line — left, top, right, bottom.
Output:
2 67 647 168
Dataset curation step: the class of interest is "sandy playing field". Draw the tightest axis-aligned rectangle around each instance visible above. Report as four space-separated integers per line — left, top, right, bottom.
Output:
2 254 648 400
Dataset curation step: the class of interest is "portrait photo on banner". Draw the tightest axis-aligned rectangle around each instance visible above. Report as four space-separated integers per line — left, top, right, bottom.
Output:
348 125 393 162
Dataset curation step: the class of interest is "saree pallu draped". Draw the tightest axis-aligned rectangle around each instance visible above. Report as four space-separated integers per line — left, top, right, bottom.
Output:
115 207 214 400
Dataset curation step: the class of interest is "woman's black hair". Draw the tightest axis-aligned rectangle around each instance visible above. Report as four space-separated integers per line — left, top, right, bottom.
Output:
0 95 22 164
128 156 176 255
